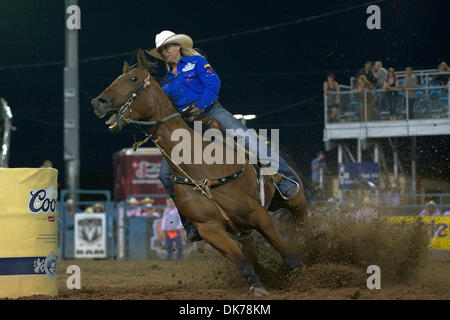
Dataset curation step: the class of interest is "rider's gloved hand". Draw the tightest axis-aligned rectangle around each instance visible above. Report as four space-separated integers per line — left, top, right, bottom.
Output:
181 105 202 122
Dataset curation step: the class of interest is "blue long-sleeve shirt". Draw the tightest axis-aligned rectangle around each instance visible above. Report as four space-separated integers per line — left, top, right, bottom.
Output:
161 55 221 112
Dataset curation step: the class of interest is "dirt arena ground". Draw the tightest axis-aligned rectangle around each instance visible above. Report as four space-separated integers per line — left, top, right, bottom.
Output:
17 213 450 300
28 252 450 300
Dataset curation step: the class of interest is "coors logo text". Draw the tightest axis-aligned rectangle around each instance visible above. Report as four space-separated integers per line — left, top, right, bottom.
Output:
29 186 57 214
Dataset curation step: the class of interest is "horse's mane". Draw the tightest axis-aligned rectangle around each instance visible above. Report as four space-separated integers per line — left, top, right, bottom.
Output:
128 61 159 75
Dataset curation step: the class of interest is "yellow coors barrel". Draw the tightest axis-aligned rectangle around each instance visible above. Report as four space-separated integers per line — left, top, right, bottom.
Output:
0 168 58 298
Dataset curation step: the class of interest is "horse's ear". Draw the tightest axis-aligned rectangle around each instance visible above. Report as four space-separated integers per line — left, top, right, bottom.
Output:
136 49 148 69
122 60 130 74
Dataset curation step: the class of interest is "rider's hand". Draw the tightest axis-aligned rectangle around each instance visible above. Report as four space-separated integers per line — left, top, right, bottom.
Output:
181 105 202 122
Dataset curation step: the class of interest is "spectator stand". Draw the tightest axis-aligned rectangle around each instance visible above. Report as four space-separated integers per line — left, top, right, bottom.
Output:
324 67 450 203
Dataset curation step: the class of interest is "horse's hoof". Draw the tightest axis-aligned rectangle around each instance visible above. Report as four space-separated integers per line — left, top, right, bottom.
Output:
250 286 270 297
284 253 304 270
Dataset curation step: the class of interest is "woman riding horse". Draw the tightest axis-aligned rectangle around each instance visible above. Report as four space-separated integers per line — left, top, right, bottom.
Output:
146 30 303 241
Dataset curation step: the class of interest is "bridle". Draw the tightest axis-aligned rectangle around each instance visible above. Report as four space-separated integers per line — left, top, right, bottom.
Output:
117 71 181 126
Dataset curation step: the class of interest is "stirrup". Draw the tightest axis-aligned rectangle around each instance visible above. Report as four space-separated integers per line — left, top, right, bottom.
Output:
273 174 300 201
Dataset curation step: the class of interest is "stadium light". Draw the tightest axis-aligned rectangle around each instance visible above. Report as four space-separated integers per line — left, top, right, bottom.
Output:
233 114 243 119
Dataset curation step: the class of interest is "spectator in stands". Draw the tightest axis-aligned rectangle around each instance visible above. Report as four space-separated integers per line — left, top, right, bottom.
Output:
355 75 376 121
382 68 400 119
66 198 81 216
419 201 441 217
390 185 400 207
372 61 388 89
355 197 378 223
140 197 161 217
401 67 418 119
40 160 53 168
84 206 94 213
432 62 449 86
93 203 105 213
355 61 377 87
161 198 184 260
323 73 340 122
126 197 140 217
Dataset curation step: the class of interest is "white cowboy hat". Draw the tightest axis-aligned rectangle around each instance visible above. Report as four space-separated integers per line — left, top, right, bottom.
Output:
146 30 193 60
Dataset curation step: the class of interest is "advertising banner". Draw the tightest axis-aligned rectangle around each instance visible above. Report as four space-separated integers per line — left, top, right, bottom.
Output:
113 148 166 204
74 213 107 258
339 162 379 190
0 168 58 298
388 216 450 250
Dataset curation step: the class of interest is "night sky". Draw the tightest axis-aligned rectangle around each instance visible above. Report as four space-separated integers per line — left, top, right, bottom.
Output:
0 0 449 193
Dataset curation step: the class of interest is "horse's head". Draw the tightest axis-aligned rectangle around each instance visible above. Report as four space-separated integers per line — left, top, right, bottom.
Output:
91 49 157 132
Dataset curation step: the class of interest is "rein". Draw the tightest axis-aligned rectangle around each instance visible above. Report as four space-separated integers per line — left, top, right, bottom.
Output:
120 71 240 233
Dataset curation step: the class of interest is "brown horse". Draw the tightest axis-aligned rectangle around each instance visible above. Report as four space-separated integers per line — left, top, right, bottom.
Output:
91 49 308 296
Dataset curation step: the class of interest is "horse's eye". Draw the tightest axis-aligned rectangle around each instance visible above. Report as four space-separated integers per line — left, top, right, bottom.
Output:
130 76 138 82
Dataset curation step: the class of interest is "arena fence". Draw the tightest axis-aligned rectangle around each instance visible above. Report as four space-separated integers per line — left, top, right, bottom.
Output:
59 189 115 260
59 190 450 261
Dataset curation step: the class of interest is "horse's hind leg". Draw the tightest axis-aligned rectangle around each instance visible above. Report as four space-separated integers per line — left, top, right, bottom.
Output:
270 184 308 223
253 206 304 269
195 222 269 297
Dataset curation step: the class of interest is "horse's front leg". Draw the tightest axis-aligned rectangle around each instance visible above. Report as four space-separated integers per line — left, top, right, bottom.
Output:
195 222 269 297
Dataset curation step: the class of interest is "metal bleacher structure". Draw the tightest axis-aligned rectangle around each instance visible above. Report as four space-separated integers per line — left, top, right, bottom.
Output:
323 68 450 204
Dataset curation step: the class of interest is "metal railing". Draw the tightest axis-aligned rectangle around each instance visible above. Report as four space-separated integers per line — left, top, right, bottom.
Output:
350 70 450 88
324 83 450 124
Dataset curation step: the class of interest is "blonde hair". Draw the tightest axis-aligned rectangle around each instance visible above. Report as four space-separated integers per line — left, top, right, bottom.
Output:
438 61 449 72
357 75 373 90
165 45 204 70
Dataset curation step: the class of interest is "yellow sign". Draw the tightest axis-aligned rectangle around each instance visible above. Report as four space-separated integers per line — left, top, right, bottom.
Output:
388 216 450 250
0 168 59 298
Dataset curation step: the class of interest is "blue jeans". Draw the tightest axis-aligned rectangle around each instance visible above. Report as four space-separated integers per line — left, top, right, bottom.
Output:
159 100 302 231
165 233 183 260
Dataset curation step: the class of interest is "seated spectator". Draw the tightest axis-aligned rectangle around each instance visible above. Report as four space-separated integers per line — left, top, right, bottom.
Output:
372 61 388 89
400 67 418 119
382 68 400 119
432 62 449 86
355 75 375 121
93 203 105 213
126 197 140 217
355 61 377 87
355 197 378 223
419 201 441 217
323 73 340 122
